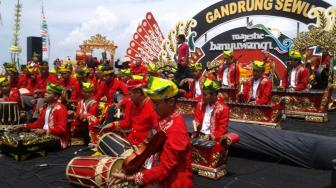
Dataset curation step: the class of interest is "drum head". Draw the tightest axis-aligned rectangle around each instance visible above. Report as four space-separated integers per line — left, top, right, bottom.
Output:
98 133 132 157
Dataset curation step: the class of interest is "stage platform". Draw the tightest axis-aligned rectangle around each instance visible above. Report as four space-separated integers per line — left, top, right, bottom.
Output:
0 112 335 188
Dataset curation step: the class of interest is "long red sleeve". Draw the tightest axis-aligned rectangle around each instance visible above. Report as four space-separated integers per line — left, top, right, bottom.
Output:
139 115 192 187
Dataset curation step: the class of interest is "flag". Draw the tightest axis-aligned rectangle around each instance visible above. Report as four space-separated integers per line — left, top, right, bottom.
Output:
41 1 50 61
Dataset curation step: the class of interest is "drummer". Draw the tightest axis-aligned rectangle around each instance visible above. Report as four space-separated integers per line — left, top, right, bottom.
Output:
13 82 69 149
102 76 158 146
238 60 272 105
0 77 21 104
280 50 310 91
111 77 192 187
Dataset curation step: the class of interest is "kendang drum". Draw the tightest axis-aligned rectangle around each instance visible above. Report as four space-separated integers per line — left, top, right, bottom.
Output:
66 156 124 187
0 102 20 125
98 132 133 157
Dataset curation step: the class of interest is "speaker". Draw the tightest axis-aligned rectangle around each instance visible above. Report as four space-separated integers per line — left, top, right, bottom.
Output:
27 36 42 62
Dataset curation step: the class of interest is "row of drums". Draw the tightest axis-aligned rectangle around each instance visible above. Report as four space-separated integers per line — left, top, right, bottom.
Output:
66 132 133 187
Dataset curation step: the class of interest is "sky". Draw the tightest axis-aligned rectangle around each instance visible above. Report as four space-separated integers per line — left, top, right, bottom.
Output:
0 0 335 65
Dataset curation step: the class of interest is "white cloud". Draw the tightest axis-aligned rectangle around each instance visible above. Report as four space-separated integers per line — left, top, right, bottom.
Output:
60 6 118 47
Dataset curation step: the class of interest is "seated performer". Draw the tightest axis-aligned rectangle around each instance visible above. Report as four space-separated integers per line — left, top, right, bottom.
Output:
217 50 240 87
193 78 229 141
130 56 148 76
281 50 310 91
33 61 58 118
57 64 82 103
94 65 129 104
239 61 272 105
71 82 99 145
111 77 192 187
180 62 204 100
102 77 158 145
0 77 20 103
13 82 69 149
3 62 25 89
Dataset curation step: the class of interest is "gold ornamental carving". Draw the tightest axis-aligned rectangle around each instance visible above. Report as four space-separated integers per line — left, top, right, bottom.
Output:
176 102 195 115
272 95 317 112
230 107 268 122
79 34 117 61
192 148 208 164
320 88 331 111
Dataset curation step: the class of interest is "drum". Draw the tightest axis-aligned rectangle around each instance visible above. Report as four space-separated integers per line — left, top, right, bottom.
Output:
0 102 20 125
66 156 124 187
98 132 133 157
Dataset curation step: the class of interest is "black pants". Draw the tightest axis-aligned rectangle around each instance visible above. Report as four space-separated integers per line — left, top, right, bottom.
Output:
174 64 192 90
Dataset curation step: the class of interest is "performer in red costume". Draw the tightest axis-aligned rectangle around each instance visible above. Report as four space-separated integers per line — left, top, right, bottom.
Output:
281 50 310 91
0 77 20 104
57 64 82 103
94 65 128 104
239 61 272 105
175 34 191 85
111 77 192 188
192 78 230 169
217 50 240 87
3 62 26 89
102 77 158 145
36 61 57 95
130 56 148 76
71 82 99 144
193 78 229 141
180 62 204 100
33 61 58 118
13 83 69 149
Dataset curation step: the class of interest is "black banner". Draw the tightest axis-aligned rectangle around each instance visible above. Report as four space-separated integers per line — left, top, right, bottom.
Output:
192 0 331 41
200 26 291 63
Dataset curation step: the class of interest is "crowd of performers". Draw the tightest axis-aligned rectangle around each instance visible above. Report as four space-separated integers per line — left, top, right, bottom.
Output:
0 34 328 187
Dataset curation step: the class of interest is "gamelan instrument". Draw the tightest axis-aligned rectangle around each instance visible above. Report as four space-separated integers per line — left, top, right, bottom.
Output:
191 137 216 148
0 102 20 125
0 131 60 160
66 156 123 187
97 132 133 157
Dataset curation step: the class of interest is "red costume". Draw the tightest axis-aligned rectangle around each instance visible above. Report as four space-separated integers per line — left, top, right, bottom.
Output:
177 43 189 65
9 74 26 89
241 76 272 105
193 97 229 140
111 97 158 145
183 78 203 101
72 99 99 131
134 111 192 187
130 64 148 75
26 102 69 149
59 77 82 102
37 73 58 93
94 78 129 104
1 88 21 104
193 97 230 170
282 65 310 91
217 63 240 86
